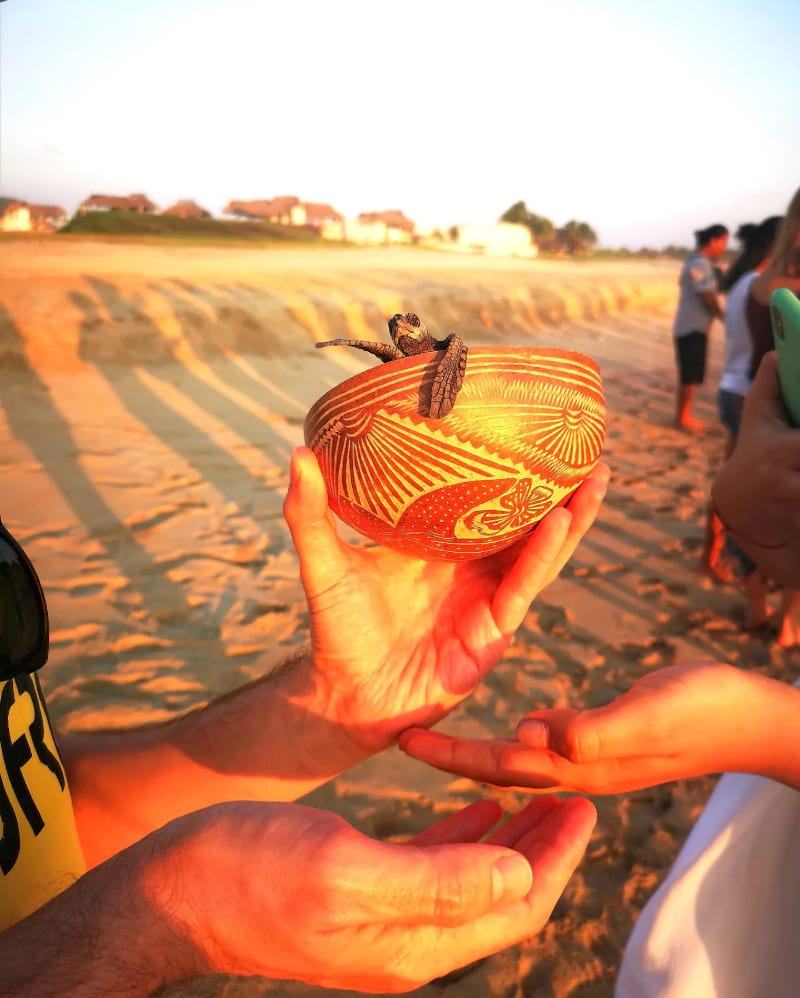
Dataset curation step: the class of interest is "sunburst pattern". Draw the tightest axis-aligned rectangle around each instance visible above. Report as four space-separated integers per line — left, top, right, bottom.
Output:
315 410 519 526
305 346 606 559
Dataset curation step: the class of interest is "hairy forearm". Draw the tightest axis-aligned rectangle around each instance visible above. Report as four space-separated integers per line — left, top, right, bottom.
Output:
0 832 199 997
60 649 371 866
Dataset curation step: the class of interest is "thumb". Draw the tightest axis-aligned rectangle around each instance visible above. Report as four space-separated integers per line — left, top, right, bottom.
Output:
351 841 534 927
283 446 351 595
517 697 652 764
742 351 784 425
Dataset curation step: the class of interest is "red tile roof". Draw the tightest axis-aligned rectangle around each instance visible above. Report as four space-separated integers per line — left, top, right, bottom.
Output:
358 210 415 233
162 199 211 219
80 193 157 212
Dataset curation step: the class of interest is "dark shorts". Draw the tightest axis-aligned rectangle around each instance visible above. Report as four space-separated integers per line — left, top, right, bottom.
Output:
675 331 708 385
717 388 746 438
724 533 758 578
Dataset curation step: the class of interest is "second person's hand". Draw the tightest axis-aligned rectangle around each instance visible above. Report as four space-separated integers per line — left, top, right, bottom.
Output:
399 662 795 794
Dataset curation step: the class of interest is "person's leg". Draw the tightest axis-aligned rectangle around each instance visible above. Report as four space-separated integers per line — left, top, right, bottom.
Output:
777 588 800 648
700 392 744 581
742 570 770 629
675 333 706 431
676 384 703 430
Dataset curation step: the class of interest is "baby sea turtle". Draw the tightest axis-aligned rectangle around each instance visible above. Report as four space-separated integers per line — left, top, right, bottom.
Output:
316 312 468 419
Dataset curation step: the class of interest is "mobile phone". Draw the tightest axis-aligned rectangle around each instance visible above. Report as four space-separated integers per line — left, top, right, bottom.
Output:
771 287 800 427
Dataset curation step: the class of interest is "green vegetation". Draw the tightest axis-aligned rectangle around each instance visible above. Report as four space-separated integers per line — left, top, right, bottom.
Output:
500 202 598 254
500 201 556 243
59 210 327 245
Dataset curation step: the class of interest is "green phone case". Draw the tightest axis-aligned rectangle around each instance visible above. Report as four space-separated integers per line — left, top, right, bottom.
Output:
771 288 800 427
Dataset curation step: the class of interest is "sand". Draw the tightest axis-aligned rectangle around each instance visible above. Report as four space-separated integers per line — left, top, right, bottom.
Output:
2 239 797 997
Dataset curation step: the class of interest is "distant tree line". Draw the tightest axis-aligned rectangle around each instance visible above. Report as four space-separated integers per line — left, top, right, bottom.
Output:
499 201 694 258
500 201 598 254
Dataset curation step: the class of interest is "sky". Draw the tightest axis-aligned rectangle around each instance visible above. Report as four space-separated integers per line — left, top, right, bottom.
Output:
1 0 799 249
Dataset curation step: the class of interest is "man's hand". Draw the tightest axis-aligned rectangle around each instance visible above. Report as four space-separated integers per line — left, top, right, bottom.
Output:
399 662 800 794
0 797 596 995
156 796 596 992
712 352 800 585
283 447 609 755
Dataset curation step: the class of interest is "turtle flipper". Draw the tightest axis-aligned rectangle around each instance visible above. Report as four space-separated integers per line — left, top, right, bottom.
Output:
427 335 468 419
316 339 404 363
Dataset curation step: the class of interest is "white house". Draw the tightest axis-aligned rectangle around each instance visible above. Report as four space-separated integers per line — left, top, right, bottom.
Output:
0 199 32 231
451 222 537 257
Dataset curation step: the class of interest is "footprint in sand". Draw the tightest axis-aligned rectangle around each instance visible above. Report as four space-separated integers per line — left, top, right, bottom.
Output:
124 504 180 532
530 603 575 637
615 638 677 668
636 577 689 599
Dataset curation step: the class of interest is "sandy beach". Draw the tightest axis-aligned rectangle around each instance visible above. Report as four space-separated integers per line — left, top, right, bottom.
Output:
2 239 797 997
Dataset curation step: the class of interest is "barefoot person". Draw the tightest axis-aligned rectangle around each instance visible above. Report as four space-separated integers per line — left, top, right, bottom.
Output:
697 219 777 582
705 216 781 612
0 450 609 995
673 223 729 432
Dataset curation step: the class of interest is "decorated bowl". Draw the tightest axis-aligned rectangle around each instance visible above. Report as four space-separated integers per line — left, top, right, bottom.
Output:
304 345 605 561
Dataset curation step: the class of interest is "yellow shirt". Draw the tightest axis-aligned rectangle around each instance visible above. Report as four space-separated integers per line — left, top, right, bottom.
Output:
0 673 85 931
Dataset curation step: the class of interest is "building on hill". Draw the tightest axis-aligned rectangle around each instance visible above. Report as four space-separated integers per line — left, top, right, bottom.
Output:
358 210 415 239
269 196 303 223
222 196 342 229
0 198 68 231
435 222 537 258
302 201 343 230
27 204 69 231
0 198 32 231
79 193 158 213
162 199 211 219
321 209 416 245
223 197 302 224
224 199 271 221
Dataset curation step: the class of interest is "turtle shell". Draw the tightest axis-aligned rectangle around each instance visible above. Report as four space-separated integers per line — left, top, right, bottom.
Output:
304 345 605 561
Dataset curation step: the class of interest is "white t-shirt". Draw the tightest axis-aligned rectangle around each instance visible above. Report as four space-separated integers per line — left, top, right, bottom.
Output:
616 680 800 998
674 252 718 338
719 271 758 397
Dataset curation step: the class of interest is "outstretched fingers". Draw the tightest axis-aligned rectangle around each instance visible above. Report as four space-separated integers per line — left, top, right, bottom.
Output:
743 351 784 422
399 729 561 789
410 801 503 847
411 797 597 980
373 795 592 929
491 462 609 634
345 837 534 929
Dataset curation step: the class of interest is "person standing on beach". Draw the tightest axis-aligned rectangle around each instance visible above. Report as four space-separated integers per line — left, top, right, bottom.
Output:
708 216 780 603
735 187 800 646
673 223 729 432
714 211 800 643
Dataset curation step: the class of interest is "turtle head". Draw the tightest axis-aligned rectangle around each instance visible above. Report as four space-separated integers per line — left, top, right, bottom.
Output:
388 312 431 354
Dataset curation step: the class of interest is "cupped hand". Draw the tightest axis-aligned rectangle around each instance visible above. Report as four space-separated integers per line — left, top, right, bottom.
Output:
400 662 765 794
157 795 596 992
283 446 609 752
